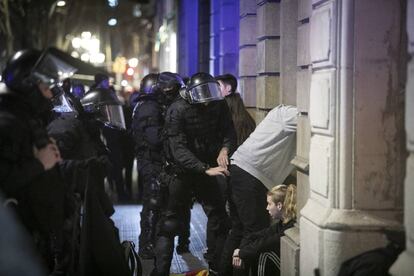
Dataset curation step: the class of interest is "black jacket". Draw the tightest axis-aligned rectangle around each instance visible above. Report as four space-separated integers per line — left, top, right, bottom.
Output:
47 111 114 211
164 97 236 174
239 219 295 260
48 113 107 160
0 92 46 196
0 91 66 237
132 93 165 166
47 112 129 276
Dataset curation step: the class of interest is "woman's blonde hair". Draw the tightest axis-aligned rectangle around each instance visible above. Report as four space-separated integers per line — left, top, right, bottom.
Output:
267 184 297 224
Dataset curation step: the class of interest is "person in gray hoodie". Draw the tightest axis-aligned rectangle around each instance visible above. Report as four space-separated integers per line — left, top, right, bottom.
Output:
219 104 298 276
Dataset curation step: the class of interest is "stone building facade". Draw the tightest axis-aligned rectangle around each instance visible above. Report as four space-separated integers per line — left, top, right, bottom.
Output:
391 0 414 275
238 0 410 275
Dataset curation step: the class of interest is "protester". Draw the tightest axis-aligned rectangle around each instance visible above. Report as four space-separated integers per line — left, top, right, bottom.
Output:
232 184 297 276
219 104 298 275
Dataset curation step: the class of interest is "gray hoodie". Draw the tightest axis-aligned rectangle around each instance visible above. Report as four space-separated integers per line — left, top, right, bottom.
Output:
231 105 298 190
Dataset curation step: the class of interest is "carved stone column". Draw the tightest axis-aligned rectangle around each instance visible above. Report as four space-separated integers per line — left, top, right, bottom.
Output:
390 0 414 274
300 0 405 275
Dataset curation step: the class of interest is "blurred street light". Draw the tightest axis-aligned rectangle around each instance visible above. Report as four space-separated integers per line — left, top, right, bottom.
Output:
133 4 142 17
90 53 106 64
128 58 139 68
71 51 80 58
108 18 117 26
72 32 106 64
112 57 127 73
72 37 81 48
56 1 66 7
108 0 118 7
49 0 67 18
81 32 92 40
126 67 134 76
81 53 90 62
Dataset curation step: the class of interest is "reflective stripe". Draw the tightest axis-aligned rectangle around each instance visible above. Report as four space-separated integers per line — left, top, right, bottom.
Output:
257 251 280 276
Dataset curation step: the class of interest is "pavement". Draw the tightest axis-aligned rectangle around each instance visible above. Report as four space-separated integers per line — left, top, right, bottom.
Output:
112 203 209 275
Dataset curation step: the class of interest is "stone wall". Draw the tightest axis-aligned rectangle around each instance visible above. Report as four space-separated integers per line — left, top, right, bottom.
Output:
239 0 297 121
390 0 414 274
300 0 405 275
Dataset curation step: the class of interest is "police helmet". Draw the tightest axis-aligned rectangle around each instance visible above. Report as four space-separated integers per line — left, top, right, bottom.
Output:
139 73 160 94
80 88 126 130
184 72 223 104
2 48 77 98
157 72 185 94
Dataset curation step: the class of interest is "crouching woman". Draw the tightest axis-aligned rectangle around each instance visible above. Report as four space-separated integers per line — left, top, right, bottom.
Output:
232 184 297 276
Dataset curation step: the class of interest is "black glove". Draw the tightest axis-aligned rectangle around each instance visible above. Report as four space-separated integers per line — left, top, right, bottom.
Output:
87 155 113 175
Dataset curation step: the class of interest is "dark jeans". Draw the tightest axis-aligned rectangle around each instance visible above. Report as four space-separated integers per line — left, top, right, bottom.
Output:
152 173 229 275
219 165 269 276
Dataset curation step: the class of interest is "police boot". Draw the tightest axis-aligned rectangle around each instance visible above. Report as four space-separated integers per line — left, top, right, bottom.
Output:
176 235 190 254
151 236 174 276
49 231 66 276
176 242 190 254
138 210 158 259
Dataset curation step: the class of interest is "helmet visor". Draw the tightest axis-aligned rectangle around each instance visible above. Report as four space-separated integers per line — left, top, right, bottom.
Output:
97 104 126 130
52 93 76 113
31 52 77 88
187 82 223 104
71 84 85 99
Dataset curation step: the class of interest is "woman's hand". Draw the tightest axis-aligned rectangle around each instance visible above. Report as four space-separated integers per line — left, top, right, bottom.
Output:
216 147 229 169
205 166 230 177
232 248 243 268
232 256 243 268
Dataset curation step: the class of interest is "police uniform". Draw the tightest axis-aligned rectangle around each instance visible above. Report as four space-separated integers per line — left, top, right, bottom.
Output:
132 92 166 258
152 94 236 275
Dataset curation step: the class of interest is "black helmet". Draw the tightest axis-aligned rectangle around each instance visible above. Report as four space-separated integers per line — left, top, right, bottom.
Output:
184 72 223 104
157 72 185 104
157 72 185 94
2 49 42 94
2 48 77 98
139 73 160 94
93 73 110 89
80 88 125 130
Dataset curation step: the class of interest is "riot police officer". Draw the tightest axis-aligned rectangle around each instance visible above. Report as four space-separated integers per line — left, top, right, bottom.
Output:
151 72 237 276
132 72 185 259
91 73 127 201
0 48 76 275
49 86 130 276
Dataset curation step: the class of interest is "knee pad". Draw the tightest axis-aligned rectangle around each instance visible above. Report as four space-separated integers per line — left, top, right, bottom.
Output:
148 197 161 210
159 218 180 237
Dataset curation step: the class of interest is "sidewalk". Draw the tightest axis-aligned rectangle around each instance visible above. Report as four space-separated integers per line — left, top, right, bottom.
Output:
112 204 209 275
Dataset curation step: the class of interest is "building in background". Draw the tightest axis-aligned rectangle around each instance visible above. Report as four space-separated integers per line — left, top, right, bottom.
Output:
152 0 239 79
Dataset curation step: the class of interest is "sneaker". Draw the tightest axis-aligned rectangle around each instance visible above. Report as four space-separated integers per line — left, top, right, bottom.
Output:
176 243 190 254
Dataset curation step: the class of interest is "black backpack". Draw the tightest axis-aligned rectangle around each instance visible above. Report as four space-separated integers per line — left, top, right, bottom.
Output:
337 231 405 276
122 241 142 276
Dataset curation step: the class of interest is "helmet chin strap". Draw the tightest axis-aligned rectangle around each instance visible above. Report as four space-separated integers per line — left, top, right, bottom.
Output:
179 87 188 100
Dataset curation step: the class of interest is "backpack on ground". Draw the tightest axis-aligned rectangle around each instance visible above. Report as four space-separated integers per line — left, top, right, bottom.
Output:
122 240 142 276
